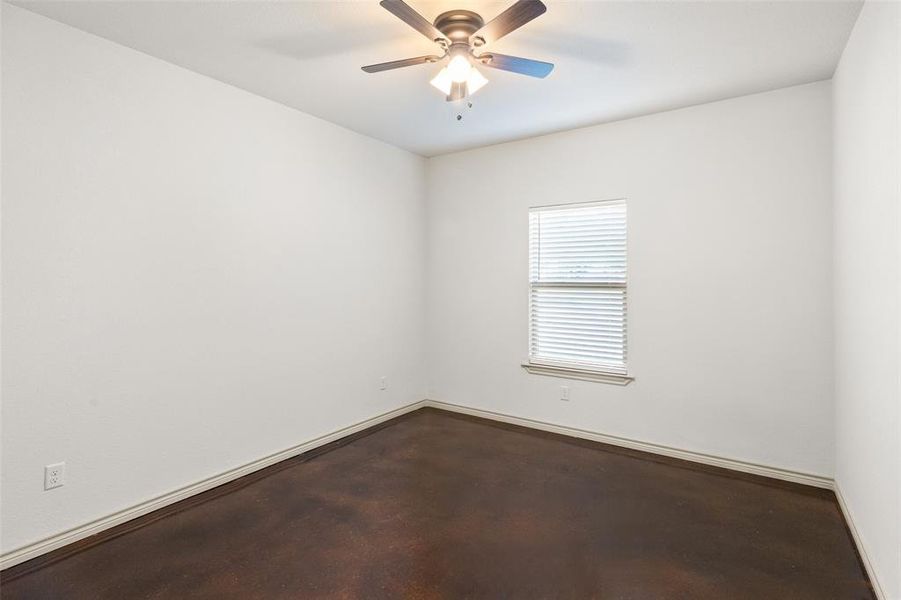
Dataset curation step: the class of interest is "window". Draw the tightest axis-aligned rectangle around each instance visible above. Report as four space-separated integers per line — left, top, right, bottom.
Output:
523 200 632 385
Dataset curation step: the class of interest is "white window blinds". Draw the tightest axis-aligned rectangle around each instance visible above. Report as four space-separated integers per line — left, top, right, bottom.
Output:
528 200 628 375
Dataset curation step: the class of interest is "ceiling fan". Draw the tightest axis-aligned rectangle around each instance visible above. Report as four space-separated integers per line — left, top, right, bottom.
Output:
362 0 554 102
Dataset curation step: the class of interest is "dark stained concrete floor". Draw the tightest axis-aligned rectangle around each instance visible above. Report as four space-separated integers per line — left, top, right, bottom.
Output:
1 408 874 599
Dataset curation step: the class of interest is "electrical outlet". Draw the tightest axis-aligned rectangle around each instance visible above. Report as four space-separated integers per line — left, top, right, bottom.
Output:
380 376 388 391
44 462 65 490
560 386 570 401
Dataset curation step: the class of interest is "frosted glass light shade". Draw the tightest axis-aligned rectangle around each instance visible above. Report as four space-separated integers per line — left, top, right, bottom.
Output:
447 54 472 83
467 67 488 95
430 68 453 95
430 65 489 97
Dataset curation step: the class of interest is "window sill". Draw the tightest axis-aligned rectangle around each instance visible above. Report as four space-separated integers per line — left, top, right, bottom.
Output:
521 362 634 386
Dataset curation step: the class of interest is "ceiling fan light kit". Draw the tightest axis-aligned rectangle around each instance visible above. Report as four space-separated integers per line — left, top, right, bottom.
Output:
362 0 553 106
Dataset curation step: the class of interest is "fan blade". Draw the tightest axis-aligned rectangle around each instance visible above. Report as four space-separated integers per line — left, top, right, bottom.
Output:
475 52 554 78
379 0 447 44
362 55 442 73
470 0 547 47
446 82 466 102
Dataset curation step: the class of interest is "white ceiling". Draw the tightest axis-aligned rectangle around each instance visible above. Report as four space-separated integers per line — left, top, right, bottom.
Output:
13 0 861 156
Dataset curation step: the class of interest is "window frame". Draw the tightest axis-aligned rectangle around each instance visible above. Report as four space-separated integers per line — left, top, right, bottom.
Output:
521 198 634 386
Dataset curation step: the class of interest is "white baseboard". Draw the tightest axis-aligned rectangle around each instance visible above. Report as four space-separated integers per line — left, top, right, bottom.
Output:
423 400 834 489
432 402 885 598
7 398 880 598
424 401 895 593
833 483 887 600
0 400 428 571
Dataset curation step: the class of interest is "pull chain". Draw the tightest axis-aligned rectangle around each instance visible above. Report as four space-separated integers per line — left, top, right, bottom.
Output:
456 101 474 122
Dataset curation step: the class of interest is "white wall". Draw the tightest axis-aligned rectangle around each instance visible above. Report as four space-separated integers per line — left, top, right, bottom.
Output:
427 82 834 478
0 0 875 577
0 5 426 554
832 2 900 598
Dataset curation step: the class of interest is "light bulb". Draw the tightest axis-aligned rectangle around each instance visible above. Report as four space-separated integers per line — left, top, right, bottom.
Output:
466 67 488 95
429 67 453 95
446 54 472 83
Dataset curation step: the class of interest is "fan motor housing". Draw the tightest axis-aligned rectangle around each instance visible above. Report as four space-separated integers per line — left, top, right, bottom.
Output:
434 10 484 43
